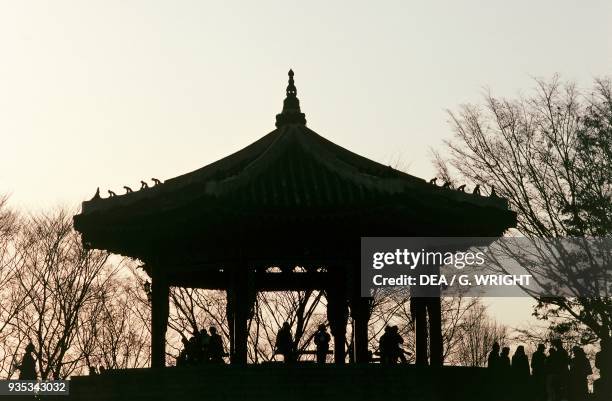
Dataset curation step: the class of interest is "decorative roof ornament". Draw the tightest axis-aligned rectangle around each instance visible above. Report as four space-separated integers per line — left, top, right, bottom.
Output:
275 69 307 128
89 187 101 201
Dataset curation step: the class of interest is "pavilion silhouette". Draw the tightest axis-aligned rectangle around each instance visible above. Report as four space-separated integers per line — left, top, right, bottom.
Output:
71 70 516 400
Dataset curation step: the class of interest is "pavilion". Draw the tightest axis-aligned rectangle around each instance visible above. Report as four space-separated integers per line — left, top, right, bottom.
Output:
73 70 516 368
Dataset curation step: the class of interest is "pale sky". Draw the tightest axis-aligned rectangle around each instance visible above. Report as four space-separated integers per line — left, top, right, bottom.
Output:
1 1 610 328
2 1 610 210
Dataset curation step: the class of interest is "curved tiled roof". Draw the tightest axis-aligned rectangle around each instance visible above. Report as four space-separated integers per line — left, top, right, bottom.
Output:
79 123 507 216
73 70 516 260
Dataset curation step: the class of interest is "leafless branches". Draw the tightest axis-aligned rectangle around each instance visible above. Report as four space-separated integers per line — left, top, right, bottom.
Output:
438 76 612 342
0 207 151 379
250 290 325 363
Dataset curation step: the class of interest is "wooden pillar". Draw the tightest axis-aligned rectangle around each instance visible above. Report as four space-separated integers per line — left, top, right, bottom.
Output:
411 297 428 366
327 287 348 364
351 297 371 363
411 272 443 367
225 288 235 362
427 296 443 366
233 287 249 364
227 266 253 364
426 264 443 366
151 265 169 368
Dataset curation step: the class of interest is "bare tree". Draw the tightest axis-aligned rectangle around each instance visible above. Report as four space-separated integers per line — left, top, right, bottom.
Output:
450 303 508 367
0 195 25 378
251 290 325 363
368 288 488 364
166 288 228 363
368 289 413 359
76 271 151 370
438 76 612 342
10 209 113 379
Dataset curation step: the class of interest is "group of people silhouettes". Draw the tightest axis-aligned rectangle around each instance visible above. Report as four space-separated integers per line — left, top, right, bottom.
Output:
488 338 611 401
378 325 408 364
275 323 409 365
276 322 332 364
87 364 108 376
13 326 611 401
176 326 225 366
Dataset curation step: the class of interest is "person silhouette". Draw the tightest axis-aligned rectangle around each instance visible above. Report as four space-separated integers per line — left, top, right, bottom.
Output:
552 339 569 400
498 345 511 400
500 347 511 373
487 342 501 371
197 328 211 363
511 345 530 399
314 324 330 364
379 326 393 364
192 329 205 364
276 322 295 363
390 326 407 364
568 346 591 401
512 346 530 375
546 346 558 401
187 335 199 365
546 340 569 401
553 339 569 369
531 344 547 401
177 337 189 366
208 326 225 364
16 342 36 380
512 345 530 377
594 338 612 399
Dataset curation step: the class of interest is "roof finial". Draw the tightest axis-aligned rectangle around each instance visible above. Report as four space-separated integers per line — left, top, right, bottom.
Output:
286 69 297 97
276 69 306 128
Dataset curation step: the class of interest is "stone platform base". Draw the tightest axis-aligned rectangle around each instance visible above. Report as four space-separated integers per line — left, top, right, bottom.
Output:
48 364 501 401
